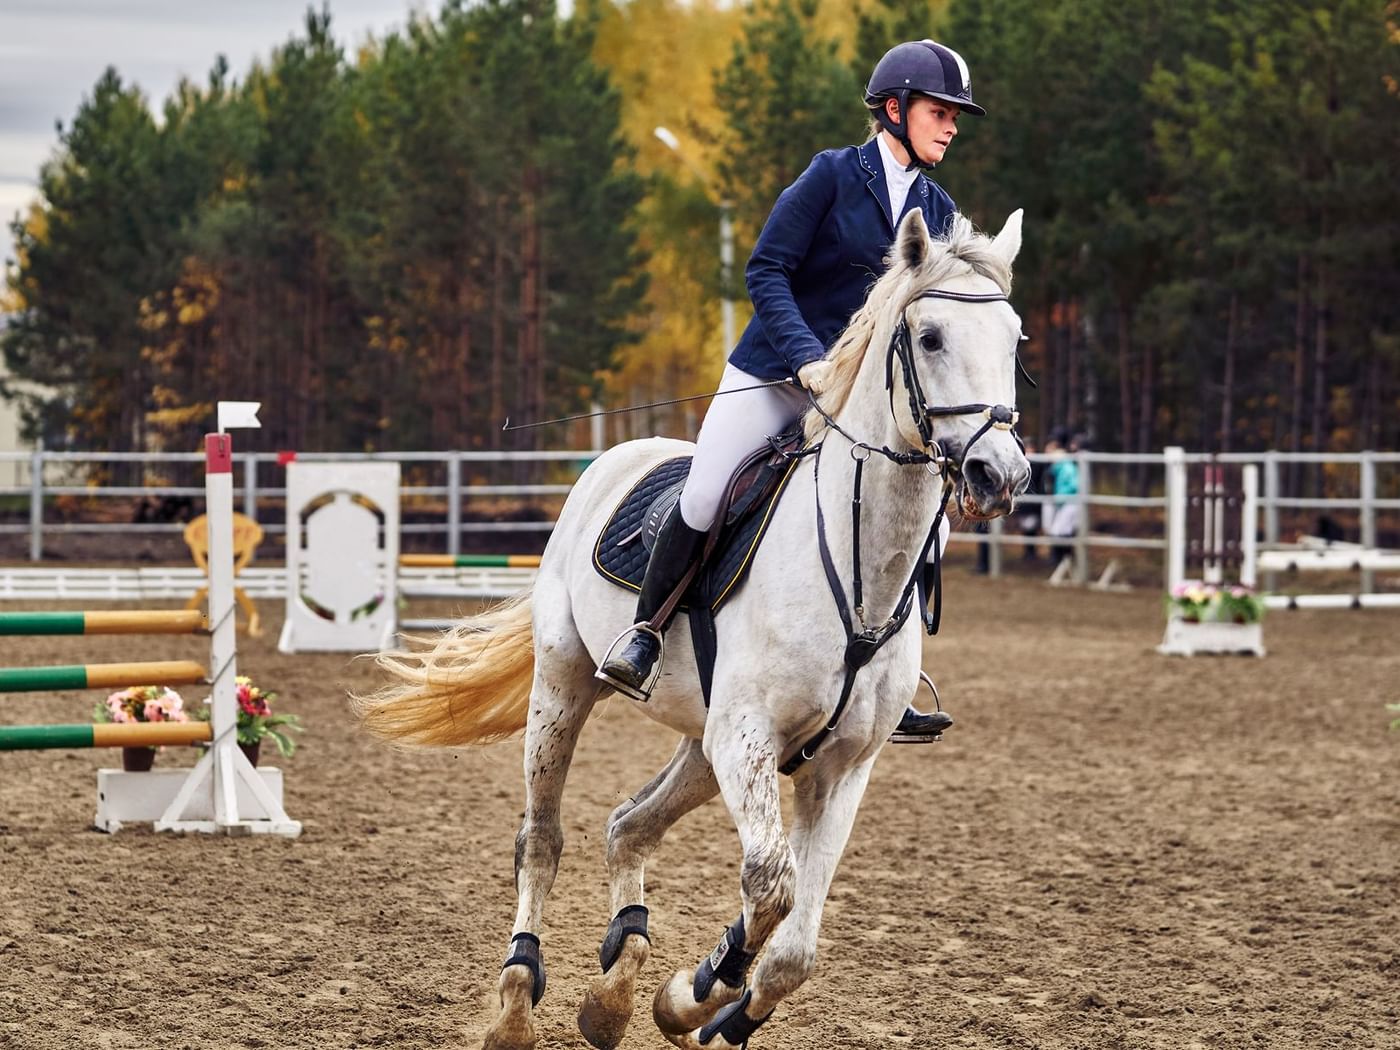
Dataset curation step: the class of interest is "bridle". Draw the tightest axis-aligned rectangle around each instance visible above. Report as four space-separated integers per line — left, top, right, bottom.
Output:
805 286 1030 477
885 287 1028 468
780 285 1030 776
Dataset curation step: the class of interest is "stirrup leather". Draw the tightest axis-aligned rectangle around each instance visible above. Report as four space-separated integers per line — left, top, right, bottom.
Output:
594 622 666 702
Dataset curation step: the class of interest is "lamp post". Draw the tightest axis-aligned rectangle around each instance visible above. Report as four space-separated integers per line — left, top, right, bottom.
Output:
654 126 736 355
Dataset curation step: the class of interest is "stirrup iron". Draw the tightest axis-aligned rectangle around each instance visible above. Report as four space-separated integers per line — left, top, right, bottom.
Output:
594 622 665 702
889 672 949 745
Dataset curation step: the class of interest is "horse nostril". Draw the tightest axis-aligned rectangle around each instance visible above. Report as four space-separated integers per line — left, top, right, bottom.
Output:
964 458 1004 496
1012 465 1032 497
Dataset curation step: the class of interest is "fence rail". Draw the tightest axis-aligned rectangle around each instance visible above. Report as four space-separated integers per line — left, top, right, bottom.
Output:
2 448 1398 591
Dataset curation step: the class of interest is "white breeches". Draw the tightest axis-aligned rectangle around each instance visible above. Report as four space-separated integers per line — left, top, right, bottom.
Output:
678 363 951 558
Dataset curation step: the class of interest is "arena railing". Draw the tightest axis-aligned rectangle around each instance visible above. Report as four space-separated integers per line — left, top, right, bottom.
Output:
2 448 1397 591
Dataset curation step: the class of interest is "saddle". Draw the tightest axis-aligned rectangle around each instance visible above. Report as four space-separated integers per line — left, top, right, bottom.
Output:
592 430 807 702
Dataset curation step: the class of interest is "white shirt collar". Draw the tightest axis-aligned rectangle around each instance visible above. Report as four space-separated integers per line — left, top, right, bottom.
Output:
876 133 920 224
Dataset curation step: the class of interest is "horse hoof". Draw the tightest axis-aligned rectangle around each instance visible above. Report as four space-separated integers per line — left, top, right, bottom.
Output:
652 969 743 1037
659 1029 742 1050
483 969 539 1050
578 937 649 1049
481 1015 536 1050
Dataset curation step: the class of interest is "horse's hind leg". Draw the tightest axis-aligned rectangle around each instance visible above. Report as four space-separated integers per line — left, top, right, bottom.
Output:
652 710 795 1043
483 625 599 1050
578 737 718 1049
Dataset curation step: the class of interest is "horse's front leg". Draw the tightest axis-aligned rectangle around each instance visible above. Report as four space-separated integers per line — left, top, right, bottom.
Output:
577 736 719 1049
653 708 796 1045
737 758 877 1035
483 639 598 1050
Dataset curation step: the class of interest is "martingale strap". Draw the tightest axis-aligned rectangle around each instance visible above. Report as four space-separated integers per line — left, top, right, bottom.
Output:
778 447 950 777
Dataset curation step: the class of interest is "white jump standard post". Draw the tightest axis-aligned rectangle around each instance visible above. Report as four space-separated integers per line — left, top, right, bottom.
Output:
98 402 301 836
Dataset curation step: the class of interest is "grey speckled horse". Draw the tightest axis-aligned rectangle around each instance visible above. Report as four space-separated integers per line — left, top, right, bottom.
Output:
355 208 1030 1050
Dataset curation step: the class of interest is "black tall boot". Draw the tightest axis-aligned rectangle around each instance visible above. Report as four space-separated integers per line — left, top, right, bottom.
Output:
893 562 953 743
596 508 706 699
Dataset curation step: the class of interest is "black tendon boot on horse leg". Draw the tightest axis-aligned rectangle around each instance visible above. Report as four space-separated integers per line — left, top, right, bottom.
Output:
597 508 706 700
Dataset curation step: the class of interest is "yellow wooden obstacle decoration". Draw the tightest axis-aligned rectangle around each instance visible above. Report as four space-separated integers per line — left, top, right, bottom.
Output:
184 512 264 636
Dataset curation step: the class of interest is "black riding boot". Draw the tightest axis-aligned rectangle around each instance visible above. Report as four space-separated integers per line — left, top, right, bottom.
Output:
597 509 706 698
892 561 953 742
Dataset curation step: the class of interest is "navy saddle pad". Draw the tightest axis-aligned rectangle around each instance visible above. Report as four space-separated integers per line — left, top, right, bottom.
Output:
592 453 801 614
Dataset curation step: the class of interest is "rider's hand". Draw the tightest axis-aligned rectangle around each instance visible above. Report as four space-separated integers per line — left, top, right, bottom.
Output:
798 359 835 396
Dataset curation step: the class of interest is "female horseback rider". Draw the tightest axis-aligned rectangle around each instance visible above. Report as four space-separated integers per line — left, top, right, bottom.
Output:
599 40 985 741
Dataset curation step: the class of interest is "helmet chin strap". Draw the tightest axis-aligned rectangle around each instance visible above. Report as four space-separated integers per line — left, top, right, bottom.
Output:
876 92 935 171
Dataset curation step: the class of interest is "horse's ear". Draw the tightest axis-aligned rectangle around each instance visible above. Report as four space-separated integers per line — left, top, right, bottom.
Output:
895 209 930 271
990 209 1024 268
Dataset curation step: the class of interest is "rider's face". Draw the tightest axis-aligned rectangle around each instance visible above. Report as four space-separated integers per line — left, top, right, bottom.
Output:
885 96 960 166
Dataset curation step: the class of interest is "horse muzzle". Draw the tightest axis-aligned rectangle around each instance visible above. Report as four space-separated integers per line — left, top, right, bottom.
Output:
959 455 1031 519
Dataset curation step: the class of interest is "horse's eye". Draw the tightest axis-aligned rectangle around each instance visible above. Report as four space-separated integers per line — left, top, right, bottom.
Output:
919 329 943 353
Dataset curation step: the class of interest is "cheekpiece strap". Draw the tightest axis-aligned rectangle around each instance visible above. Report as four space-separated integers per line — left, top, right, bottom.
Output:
503 931 547 1006
598 904 650 973
693 915 755 1002
697 989 774 1048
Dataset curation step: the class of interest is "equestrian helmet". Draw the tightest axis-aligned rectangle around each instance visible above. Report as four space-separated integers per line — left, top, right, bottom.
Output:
865 40 985 118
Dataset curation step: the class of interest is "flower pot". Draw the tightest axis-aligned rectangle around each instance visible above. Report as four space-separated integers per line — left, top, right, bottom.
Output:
239 741 261 767
121 746 156 772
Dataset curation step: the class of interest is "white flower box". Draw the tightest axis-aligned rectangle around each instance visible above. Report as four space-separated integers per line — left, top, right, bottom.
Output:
1157 616 1265 657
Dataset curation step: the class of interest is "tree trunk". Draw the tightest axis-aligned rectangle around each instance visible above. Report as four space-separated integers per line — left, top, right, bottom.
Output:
490 196 507 448
1220 290 1238 452
518 165 542 458
1310 260 1328 454
1289 252 1308 496
1117 300 1133 454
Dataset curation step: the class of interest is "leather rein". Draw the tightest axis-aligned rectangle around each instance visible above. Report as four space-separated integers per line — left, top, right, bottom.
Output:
781 287 1026 775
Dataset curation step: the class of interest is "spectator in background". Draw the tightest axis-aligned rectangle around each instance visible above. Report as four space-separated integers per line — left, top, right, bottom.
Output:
1047 428 1080 566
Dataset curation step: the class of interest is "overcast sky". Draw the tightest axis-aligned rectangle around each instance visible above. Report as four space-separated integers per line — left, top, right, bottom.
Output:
0 1 436 264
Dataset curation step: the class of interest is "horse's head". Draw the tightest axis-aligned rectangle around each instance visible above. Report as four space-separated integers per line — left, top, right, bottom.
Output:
887 208 1031 520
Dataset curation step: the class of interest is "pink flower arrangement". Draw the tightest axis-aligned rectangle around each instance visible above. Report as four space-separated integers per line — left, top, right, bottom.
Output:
197 675 302 757
1165 580 1265 623
236 676 273 719
96 685 190 725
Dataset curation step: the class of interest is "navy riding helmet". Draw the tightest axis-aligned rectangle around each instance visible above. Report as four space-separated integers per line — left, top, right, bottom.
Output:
866 40 984 167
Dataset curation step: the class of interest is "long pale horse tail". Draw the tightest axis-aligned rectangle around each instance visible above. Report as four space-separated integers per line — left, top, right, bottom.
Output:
353 589 535 747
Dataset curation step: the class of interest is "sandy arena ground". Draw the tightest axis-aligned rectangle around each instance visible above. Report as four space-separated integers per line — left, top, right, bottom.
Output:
1 570 1397 1050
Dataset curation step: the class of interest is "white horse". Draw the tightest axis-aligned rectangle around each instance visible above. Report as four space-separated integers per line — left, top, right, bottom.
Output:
356 208 1031 1050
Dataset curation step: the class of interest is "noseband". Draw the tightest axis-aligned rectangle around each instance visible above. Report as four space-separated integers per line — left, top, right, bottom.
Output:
885 288 1026 473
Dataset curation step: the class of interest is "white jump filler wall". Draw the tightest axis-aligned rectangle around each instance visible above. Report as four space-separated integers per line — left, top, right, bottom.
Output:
278 461 400 653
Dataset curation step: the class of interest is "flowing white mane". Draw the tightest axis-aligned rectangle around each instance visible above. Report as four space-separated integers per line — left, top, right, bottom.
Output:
803 213 1012 439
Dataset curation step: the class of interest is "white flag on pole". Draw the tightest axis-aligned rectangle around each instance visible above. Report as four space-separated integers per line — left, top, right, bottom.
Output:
217 401 262 432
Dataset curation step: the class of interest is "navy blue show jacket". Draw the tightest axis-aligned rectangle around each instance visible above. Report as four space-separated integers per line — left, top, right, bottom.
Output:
728 139 957 382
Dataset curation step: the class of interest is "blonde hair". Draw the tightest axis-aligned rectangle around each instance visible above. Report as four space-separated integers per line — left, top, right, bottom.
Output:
802 214 1012 441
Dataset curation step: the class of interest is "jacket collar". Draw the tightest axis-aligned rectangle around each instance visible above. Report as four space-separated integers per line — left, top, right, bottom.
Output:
857 139 931 234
